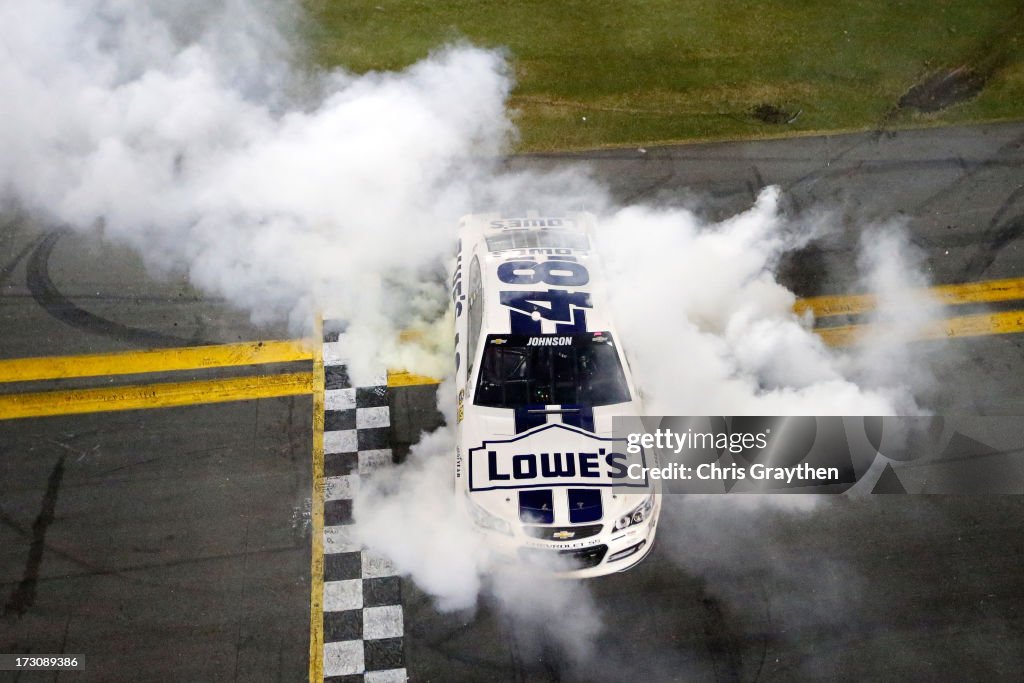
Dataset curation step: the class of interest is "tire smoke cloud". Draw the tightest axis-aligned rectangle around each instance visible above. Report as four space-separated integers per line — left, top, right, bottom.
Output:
3 1 942 675
1 0 521 382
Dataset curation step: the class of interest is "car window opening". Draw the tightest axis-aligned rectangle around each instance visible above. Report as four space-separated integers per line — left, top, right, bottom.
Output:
519 489 555 524
568 489 603 523
486 229 590 252
475 333 631 408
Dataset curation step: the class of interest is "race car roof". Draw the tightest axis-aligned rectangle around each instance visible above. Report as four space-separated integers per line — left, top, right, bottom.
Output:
459 212 618 336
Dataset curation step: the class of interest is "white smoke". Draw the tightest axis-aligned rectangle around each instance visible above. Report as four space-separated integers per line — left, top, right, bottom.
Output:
1 0 521 382
596 188 932 417
351 423 487 611
351 189 940 673
848 225 940 404
353 190 936 613
3 0 943 674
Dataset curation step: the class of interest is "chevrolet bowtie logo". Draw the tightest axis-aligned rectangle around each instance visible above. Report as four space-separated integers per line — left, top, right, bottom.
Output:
552 530 575 540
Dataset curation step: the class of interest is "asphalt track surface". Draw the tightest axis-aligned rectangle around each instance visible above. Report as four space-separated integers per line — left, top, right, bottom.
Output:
1 121 1024 681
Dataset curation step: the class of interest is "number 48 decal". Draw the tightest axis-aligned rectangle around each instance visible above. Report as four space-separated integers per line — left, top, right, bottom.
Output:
497 258 592 333
500 289 592 333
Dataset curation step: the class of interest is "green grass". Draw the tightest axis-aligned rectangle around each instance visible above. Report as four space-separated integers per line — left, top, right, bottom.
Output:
305 1 1024 151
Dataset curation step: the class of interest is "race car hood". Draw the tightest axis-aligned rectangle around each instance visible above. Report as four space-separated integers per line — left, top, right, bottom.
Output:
461 401 652 516
473 402 632 438
459 370 653 525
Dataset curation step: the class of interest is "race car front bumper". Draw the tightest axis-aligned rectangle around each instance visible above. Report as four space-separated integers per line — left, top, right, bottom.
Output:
477 494 662 579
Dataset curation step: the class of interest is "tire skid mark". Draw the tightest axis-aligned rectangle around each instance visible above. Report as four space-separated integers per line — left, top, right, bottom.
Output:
26 230 213 348
3 453 66 617
989 183 1024 229
969 215 1024 276
751 164 767 193
907 127 1024 218
751 580 773 683
617 170 679 205
0 234 44 290
501 610 529 683
786 156 1020 205
699 589 743 683
0 503 299 588
964 184 1024 276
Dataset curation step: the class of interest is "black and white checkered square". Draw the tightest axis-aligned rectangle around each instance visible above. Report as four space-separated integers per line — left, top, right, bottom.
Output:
321 324 406 683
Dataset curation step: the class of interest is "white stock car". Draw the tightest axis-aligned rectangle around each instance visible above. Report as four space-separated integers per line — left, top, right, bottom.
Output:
450 212 660 578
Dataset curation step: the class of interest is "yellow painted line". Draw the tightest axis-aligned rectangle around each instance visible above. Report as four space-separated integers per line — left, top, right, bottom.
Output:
0 372 313 420
796 292 875 319
387 369 442 387
0 340 314 384
796 276 1024 319
392 328 443 386
309 318 325 683
814 325 862 347
817 309 1024 347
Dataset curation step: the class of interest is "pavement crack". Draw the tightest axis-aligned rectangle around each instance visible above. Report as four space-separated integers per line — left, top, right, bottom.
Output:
3 453 67 618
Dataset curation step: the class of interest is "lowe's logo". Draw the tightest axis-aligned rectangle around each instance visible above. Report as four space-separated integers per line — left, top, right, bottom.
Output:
468 423 648 492
487 449 624 481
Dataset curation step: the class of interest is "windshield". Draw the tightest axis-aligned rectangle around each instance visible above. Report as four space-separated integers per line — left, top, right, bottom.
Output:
486 229 590 252
474 333 631 408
